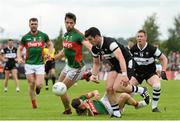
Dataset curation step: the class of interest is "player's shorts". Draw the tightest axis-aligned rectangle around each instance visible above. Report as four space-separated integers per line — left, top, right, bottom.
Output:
24 64 45 75
133 70 157 84
45 60 55 74
110 59 135 79
156 64 162 72
62 65 86 81
4 62 17 71
100 94 113 115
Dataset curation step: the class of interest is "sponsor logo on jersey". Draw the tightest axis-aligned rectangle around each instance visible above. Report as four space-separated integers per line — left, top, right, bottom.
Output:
63 40 73 48
26 41 44 48
87 100 98 114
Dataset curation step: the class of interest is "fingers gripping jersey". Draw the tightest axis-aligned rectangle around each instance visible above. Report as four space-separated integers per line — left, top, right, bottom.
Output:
63 29 84 68
21 31 49 65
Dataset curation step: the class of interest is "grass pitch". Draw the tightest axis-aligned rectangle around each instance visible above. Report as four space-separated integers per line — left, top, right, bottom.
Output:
0 79 180 120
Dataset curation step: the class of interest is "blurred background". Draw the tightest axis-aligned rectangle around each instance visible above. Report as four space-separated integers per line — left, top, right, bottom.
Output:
0 0 179 80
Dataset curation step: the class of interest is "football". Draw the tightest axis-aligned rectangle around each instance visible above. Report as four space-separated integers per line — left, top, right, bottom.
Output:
52 82 67 96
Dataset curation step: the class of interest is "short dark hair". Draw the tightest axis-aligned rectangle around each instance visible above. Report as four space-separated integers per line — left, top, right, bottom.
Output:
71 98 81 109
65 12 76 23
84 27 101 38
8 39 13 41
137 29 147 36
29 18 38 23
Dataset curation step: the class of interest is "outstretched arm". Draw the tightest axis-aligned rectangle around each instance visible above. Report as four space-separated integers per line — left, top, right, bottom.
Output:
85 90 100 100
55 49 64 60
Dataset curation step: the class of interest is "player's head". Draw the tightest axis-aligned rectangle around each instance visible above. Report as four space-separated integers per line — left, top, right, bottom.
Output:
85 27 101 46
71 98 87 115
65 12 76 32
8 39 14 47
136 30 147 45
29 18 38 33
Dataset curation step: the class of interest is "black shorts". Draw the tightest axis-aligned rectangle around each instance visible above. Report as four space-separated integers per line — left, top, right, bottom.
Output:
4 62 17 71
133 71 157 84
110 59 135 80
45 60 55 74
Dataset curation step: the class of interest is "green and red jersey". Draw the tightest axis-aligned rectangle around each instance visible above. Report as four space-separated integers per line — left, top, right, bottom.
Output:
80 95 108 115
21 31 49 65
63 29 84 68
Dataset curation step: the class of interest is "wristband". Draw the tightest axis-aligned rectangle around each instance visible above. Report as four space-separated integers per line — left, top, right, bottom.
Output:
122 72 127 76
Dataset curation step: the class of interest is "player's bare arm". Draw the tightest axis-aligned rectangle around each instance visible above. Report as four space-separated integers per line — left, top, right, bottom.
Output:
46 40 54 55
17 44 24 64
113 48 129 86
81 39 92 51
90 57 100 84
159 53 168 72
55 49 64 60
85 90 100 100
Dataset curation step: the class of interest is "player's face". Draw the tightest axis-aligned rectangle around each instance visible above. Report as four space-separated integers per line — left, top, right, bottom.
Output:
136 32 147 45
29 21 38 33
8 41 13 47
86 36 98 46
65 18 75 32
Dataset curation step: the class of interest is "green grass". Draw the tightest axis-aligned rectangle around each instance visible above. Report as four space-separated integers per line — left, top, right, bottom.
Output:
0 79 180 120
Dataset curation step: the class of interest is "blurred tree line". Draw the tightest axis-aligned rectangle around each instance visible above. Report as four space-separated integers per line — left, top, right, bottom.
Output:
52 13 180 63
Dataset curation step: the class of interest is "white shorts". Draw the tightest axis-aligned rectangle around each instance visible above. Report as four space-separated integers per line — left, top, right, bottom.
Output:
62 65 86 81
24 64 45 75
100 94 113 115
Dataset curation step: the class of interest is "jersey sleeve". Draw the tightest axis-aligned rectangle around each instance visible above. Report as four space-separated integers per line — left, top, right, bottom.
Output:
20 36 26 45
0 49 4 54
44 33 50 42
78 34 85 43
79 95 88 101
109 42 118 52
91 46 99 58
154 48 162 58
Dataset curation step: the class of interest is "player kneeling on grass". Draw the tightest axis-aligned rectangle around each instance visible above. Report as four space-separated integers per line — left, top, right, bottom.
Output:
71 90 147 117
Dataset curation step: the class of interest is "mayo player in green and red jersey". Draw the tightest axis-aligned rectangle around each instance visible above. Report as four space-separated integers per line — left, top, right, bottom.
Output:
17 18 53 109
55 12 92 114
71 90 147 116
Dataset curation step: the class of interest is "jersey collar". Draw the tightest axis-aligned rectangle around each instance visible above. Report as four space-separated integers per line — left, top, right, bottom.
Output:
137 42 147 51
8 46 13 50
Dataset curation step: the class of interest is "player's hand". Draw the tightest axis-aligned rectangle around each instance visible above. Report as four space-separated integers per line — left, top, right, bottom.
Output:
94 93 100 100
90 75 100 84
121 75 129 87
161 71 168 80
17 58 24 64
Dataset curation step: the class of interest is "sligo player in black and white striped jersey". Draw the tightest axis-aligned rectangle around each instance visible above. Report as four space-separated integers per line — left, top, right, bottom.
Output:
130 30 168 112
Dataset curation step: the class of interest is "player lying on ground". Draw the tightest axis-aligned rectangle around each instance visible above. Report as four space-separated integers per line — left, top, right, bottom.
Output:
71 90 147 116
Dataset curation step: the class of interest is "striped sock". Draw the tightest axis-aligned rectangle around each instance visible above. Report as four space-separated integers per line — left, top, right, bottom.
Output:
152 83 161 109
111 104 121 117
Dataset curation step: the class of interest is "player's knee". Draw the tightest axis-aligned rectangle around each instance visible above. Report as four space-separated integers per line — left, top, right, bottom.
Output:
153 83 161 90
120 93 130 99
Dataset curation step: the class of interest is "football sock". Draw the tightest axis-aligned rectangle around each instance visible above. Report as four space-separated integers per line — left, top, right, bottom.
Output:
45 77 49 86
132 85 144 94
51 76 56 85
32 99 37 109
111 104 121 117
152 83 161 109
